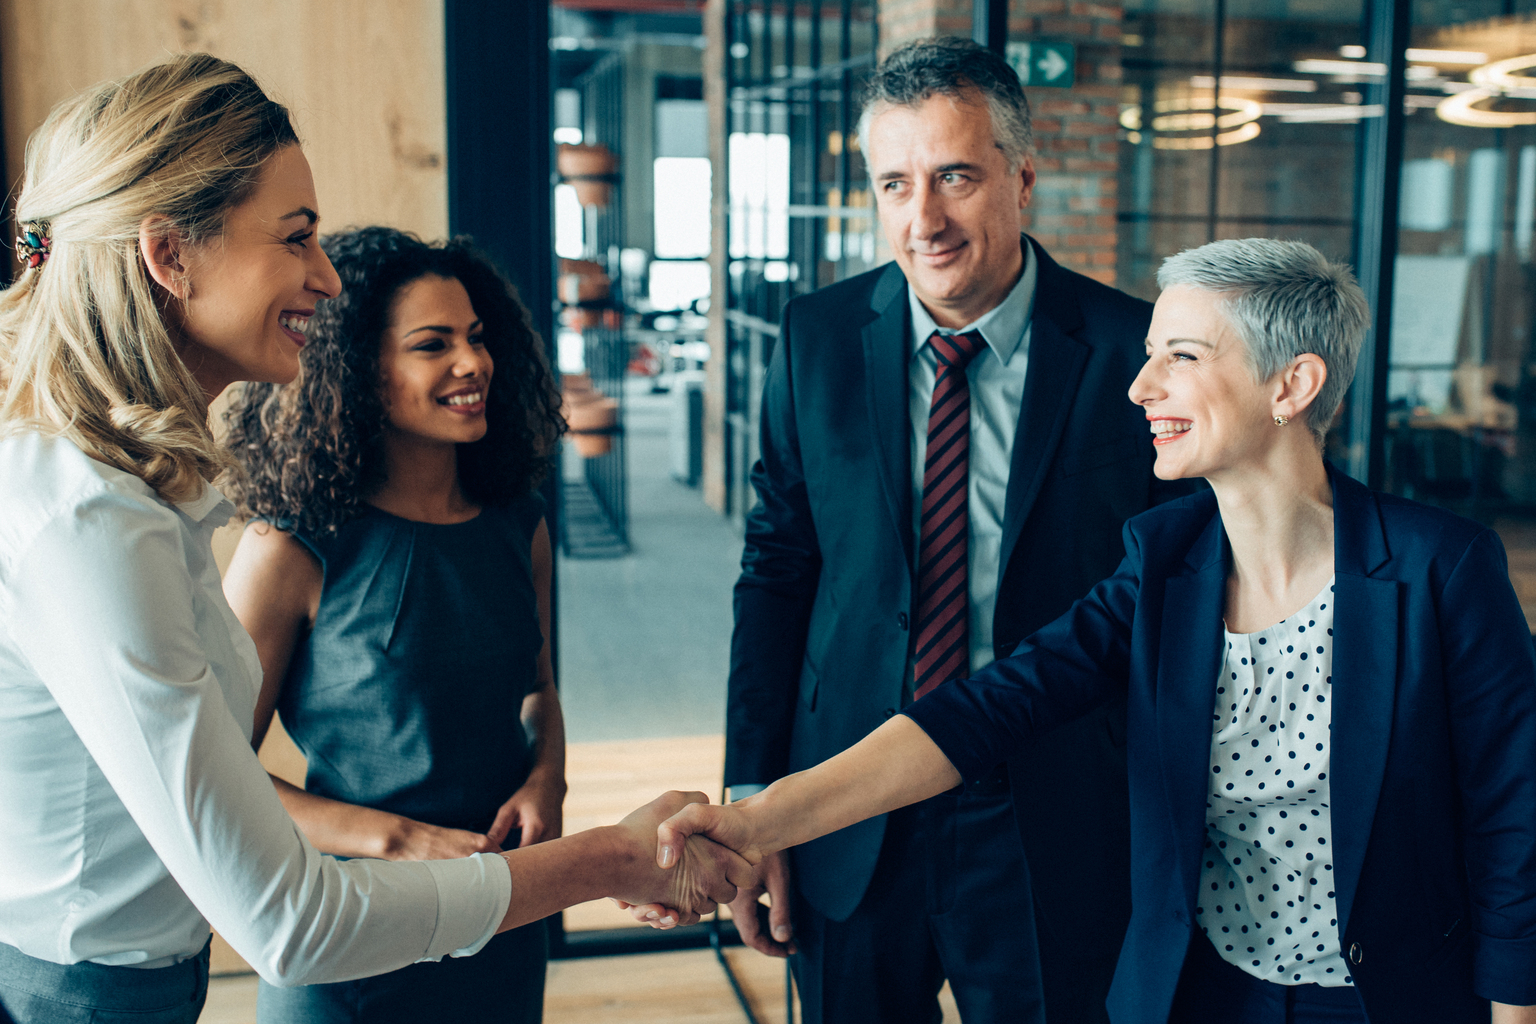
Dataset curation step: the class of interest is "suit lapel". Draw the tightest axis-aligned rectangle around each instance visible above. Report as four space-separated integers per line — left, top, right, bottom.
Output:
863 264 915 570
997 240 1090 585
1156 514 1228 897
1326 468 1397 938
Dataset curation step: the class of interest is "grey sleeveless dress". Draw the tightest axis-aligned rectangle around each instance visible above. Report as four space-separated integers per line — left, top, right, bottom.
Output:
256 494 548 1024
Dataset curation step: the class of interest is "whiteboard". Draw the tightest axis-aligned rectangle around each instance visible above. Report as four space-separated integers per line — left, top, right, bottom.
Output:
1390 255 1472 368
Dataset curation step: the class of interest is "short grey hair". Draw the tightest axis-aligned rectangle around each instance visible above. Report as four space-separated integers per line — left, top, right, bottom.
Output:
1157 238 1371 443
856 37 1033 170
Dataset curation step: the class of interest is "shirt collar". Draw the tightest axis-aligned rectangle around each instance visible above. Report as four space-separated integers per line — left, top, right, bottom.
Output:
174 481 235 526
909 237 1037 364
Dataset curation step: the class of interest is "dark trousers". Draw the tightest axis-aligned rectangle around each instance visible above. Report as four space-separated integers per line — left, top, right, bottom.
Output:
256 918 547 1024
1169 931 1367 1024
790 772 1044 1024
0 938 209 1024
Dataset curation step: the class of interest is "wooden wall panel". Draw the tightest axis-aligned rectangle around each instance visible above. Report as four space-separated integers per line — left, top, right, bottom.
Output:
0 0 447 242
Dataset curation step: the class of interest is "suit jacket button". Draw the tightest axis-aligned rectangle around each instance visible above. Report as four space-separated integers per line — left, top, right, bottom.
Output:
884 708 897 719
1348 942 1363 965
897 612 909 630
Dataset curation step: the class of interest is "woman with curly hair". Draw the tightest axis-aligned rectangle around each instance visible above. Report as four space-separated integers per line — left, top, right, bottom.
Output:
222 227 571 1023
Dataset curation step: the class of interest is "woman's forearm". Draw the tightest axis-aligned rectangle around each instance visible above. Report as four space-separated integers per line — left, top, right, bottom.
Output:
744 715 961 855
270 775 494 860
521 679 566 786
497 826 634 931
272 775 403 859
1493 1003 1536 1024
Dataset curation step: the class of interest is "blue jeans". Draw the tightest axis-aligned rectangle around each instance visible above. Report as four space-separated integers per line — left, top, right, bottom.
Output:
0 938 209 1024
256 918 547 1024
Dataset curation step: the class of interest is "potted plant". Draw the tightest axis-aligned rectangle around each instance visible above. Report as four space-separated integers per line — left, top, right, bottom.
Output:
557 143 618 207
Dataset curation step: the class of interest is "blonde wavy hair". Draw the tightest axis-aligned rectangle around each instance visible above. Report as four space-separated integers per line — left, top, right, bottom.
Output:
0 53 298 503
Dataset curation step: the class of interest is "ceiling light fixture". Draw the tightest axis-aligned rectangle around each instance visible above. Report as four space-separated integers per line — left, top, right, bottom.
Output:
1120 96 1262 149
1294 58 1386 77
1437 53 1536 127
1190 75 1318 93
1405 48 1489 65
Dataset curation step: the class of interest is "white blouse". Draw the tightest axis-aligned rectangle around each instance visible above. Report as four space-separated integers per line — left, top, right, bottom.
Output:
1197 577 1351 986
0 433 510 982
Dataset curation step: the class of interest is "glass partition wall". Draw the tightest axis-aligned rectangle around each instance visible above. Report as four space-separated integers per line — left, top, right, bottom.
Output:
721 0 879 521
1118 0 1366 299
719 0 1536 611
1384 2 1536 626
1117 0 1536 626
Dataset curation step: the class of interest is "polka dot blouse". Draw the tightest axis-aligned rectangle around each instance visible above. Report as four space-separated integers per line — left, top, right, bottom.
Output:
1196 577 1350 987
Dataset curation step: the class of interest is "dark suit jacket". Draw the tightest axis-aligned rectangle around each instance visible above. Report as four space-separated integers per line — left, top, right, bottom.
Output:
910 467 1536 1024
726 237 1186 1011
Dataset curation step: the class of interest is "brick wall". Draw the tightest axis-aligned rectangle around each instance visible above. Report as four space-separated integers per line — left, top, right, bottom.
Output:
879 0 972 54
1012 1 1123 286
876 0 1124 286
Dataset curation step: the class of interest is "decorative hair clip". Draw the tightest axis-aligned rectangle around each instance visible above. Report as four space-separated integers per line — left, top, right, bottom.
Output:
15 226 50 270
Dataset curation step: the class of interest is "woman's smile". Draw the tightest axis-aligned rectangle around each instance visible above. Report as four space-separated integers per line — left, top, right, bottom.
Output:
438 385 486 416
279 310 313 346
1149 417 1191 445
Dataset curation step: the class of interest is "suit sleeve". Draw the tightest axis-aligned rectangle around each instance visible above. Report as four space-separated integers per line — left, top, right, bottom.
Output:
725 300 823 787
905 520 1143 778
1438 528 1536 1004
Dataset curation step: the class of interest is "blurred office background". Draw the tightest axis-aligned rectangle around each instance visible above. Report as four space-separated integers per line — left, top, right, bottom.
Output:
0 0 1533 1020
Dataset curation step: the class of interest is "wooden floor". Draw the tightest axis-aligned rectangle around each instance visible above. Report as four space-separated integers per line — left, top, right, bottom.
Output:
201 733 961 1022
200 948 801 1024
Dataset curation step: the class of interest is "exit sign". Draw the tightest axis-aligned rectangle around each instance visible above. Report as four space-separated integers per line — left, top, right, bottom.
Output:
1005 41 1076 88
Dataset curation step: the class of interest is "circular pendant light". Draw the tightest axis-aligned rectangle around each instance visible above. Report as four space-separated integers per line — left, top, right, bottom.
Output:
1437 53 1536 127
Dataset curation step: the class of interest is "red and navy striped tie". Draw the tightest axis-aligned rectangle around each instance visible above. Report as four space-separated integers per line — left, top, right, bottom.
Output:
914 329 987 700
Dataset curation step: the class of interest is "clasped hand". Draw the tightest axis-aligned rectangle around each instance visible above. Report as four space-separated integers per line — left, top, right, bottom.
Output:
615 799 793 952
607 792 757 926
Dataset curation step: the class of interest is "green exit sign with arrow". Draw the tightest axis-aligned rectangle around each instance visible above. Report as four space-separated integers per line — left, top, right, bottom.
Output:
1005 41 1076 88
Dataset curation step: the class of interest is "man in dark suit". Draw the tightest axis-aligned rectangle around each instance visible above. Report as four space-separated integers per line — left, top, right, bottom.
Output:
723 37 1185 1024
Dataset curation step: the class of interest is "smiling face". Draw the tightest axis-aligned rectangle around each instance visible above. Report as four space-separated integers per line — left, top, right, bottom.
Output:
173 145 340 395
1129 284 1284 481
867 89 1034 329
378 274 493 448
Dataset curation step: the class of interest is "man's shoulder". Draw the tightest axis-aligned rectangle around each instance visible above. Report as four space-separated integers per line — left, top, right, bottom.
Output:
1032 238 1154 334
784 262 899 324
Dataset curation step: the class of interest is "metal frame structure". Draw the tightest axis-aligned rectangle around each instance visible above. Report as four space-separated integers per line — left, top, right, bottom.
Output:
568 49 633 557
1116 0 1417 486
1346 0 1411 488
721 0 880 522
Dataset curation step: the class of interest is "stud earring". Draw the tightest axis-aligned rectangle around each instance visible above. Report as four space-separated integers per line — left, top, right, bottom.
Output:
1274 415 1289 427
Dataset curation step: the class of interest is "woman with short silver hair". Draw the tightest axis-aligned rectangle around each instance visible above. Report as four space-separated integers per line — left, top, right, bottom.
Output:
644 238 1536 1024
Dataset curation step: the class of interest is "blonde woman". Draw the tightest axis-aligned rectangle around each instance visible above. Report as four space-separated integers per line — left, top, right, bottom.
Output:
0 54 745 1024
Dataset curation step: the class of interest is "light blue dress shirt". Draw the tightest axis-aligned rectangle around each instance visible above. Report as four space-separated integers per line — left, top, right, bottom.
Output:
908 244 1037 676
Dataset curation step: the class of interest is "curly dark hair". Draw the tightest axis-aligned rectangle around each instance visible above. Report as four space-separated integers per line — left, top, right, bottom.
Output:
222 227 564 536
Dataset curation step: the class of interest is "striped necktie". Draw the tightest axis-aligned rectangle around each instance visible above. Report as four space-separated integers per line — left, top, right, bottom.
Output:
914 329 987 700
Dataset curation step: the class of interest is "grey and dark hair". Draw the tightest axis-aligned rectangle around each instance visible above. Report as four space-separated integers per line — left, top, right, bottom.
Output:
1157 238 1370 443
856 37 1033 169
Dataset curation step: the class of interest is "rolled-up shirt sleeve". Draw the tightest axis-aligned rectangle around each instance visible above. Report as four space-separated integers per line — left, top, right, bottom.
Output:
5 487 510 987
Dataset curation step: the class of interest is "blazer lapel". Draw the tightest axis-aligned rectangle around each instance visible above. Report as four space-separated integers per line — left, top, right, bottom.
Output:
998 239 1090 585
1326 467 1398 938
1157 514 1229 898
863 263 915 570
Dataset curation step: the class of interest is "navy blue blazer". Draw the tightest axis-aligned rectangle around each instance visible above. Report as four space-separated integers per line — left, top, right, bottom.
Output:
907 466 1536 1024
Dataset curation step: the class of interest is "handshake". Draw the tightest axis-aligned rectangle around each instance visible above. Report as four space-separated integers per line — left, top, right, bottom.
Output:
606 789 779 939
599 715 946 951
